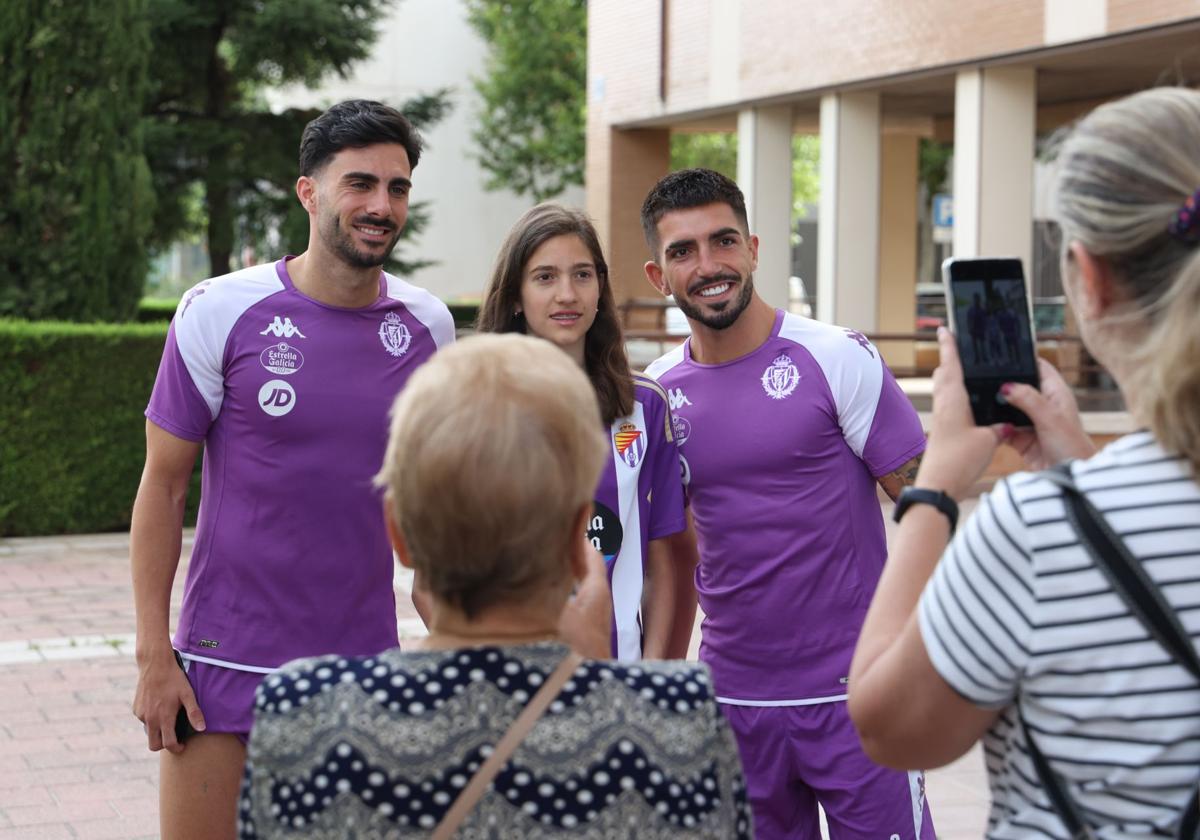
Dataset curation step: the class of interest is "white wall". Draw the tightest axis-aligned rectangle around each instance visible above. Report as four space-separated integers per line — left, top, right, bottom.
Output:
267 0 585 300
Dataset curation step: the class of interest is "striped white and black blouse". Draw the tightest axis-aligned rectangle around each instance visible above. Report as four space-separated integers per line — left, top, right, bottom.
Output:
919 431 1200 838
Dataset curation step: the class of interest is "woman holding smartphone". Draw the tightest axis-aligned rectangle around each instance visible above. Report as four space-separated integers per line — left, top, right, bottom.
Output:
477 203 689 661
848 87 1200 836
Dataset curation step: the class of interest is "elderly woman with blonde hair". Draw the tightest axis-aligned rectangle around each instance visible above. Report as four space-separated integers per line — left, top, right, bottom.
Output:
238 333 753 839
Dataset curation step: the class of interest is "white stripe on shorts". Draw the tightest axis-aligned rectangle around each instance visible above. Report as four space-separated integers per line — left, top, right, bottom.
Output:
178 651 278 674
714 693 847 707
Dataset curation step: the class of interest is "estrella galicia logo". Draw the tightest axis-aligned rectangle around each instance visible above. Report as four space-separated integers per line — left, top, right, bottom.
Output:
259 342 304 375
614 422 644 469
258 379 296 417
671 413 691 446
260 316 306 339
378 312 412 357
761 353 800 400
586 501 623 566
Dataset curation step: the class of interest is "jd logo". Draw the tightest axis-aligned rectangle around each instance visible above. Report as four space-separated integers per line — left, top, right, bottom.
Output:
258 379 296 417
667 387 692 411
260 316 307 339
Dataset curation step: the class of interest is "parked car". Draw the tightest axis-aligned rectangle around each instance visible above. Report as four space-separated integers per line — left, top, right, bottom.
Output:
915 282 947 332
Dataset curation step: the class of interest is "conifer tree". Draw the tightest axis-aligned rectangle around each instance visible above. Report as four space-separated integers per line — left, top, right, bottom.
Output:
143 0 451 278
0 0 153 321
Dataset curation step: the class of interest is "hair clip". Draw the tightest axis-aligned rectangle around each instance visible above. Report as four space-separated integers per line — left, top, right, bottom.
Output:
1168 187 1200 243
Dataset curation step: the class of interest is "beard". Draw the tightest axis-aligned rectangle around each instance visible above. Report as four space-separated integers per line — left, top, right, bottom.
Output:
674 271 755 331
319 210 401 270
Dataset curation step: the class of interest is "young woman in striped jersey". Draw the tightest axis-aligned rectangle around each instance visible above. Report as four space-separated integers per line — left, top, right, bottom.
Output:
477 203 691 661
849 86 1200 837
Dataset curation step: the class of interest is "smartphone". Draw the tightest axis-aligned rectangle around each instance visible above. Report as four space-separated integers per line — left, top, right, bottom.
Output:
173 650 198 743
941 257 1039 426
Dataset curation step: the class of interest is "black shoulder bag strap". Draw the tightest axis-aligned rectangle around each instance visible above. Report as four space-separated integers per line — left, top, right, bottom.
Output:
1025 462 1200 840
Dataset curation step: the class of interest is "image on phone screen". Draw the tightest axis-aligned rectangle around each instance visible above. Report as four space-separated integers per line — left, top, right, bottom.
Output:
943 258 1039 426
948 277 1037 379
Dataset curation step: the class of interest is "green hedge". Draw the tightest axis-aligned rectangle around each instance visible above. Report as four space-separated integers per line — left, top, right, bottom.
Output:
135 297 180 323
0 319 201 536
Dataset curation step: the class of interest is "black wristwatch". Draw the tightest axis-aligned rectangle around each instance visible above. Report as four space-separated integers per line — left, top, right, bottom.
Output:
893 487 958 536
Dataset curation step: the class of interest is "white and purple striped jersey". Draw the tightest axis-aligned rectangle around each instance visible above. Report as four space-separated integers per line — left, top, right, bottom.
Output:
146 257 454 673
645 309 925 703
590 375 687 660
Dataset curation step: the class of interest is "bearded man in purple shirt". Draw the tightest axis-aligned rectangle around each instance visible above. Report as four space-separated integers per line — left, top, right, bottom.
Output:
129 101 454 840
641 169 934 840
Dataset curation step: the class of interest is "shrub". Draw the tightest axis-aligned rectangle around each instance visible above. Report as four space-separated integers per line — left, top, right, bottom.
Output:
136 297 180 323
0 319 200 536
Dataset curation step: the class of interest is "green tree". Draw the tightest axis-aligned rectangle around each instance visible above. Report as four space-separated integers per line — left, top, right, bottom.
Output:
465 0 587 201
0 0 154 322
670 133 738 179
143 0 451 278
669 132 821 220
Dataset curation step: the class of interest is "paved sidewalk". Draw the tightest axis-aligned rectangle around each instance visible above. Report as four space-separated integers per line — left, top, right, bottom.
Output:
0 512 989 838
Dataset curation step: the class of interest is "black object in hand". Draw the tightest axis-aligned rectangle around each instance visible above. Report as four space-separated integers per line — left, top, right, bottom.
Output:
172 650 198 743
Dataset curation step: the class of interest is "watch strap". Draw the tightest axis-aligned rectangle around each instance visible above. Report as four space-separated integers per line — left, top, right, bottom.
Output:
893 487 959 535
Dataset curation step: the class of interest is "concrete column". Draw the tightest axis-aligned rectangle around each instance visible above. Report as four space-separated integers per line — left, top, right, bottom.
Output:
736 105 793 310
586 126 671 306
877 132 920 371
952 67 1036 268
817 91 881 330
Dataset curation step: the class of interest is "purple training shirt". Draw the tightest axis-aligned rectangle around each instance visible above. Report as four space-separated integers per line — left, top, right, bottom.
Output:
147 258 454 672
645 310 925 702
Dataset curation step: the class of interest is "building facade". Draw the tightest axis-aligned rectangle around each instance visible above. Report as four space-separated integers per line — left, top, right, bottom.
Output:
586 0 1200 366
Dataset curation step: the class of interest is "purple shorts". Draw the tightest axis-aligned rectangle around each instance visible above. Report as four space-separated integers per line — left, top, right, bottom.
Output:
180 656 265 745
720 701 934 840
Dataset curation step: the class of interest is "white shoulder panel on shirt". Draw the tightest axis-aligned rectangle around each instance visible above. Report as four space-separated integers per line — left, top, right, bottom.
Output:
632 373 674 441
643 343 687 381
778 312 883 459
172 263 285 421
383 274 455 348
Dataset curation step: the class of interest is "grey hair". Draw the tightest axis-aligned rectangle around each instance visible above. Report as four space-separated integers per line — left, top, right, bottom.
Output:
1053 86 1200 473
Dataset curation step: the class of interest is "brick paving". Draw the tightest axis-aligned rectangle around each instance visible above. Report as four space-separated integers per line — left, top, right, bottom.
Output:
0 510 989 838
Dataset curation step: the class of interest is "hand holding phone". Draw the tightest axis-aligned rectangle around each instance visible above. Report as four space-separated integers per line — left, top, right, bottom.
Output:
941 257 1040 426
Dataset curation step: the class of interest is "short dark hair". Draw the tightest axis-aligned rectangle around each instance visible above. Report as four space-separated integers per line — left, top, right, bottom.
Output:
298 100 423 176
640 168 749 256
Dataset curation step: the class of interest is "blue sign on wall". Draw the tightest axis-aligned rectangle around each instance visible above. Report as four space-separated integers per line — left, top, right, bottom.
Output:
933 194 954 228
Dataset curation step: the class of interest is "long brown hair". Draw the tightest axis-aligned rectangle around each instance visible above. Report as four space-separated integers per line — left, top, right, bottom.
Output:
477 203 634 424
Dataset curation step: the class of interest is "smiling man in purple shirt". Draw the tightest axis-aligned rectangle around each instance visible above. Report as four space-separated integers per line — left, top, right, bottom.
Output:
641 169 932 840
130 100 454 840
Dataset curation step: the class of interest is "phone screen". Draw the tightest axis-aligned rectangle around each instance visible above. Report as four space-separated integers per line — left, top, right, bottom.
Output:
942 258 1039 425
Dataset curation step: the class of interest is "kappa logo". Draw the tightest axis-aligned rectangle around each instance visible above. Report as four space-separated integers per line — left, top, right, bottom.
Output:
378 312 412 357
258 379 296 417
844 329 875 358
180 282 211 318
260 316 306 339
761 353 801 400
667 387 692 411
614 422 645 469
